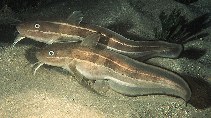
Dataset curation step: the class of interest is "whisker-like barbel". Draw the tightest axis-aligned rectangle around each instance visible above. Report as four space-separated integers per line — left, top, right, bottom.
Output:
12 34 25 47
33 62 44 75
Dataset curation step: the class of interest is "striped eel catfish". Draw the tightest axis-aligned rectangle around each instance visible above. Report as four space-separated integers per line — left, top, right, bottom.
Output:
13 11 183 61
34 40 191 101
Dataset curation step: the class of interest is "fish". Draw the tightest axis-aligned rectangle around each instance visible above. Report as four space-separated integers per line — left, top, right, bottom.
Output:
34 42 191 102
13 11 183 61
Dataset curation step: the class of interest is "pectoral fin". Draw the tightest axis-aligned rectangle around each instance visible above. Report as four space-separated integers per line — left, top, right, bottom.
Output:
62 65 76 77
81 33 101 47
67 11 83 25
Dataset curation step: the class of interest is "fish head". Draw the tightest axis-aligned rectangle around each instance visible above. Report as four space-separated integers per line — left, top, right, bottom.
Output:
16 21 61 44
35 43 77 67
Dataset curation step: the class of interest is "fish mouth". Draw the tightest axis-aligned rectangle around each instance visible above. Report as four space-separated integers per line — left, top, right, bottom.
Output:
32 61 44 75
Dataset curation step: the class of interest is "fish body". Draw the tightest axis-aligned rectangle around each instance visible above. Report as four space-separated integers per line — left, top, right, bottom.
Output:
36 43 191 101
14 11 183 61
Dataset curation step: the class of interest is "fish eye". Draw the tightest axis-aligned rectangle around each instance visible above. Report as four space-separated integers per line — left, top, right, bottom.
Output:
48 51 54 56
34 23 40 29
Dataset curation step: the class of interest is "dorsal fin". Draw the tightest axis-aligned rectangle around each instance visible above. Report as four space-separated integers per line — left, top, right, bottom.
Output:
67 11 83 25
81 33 101 47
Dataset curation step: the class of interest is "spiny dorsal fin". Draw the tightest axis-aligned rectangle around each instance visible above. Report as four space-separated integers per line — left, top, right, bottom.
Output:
67 11 83 25
81 33 101 47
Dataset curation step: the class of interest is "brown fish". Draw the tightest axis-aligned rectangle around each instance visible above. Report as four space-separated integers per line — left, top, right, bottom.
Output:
13 11 183 61
35 42 191 101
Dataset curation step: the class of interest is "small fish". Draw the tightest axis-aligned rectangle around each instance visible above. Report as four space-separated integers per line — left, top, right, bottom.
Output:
13 11 183 61
34 42 191 101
